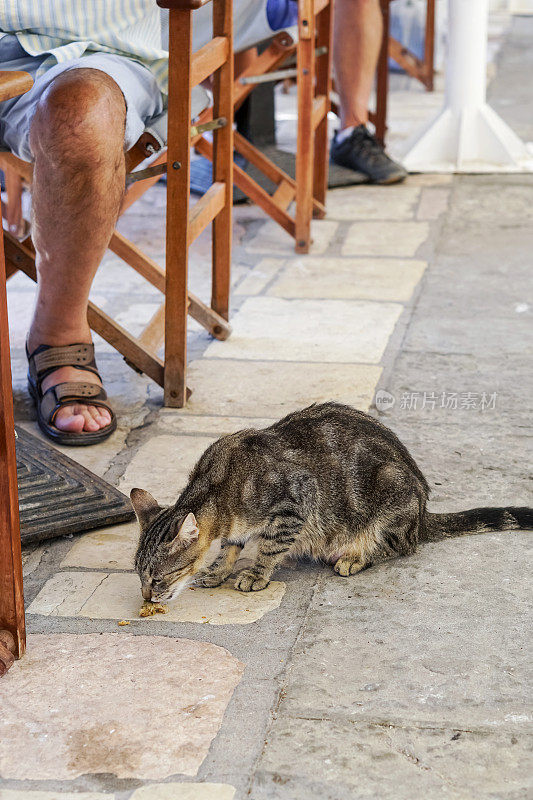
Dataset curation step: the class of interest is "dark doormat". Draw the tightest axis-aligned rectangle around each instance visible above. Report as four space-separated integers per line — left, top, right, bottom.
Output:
244 145 369 191
16 426 135 546
190 146 368 204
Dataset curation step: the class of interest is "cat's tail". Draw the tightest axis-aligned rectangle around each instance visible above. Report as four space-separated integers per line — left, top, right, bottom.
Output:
421 507 533 541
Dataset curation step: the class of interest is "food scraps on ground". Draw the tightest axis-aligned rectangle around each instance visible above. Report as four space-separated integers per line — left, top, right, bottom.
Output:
118 620 131 626
139 601 169 617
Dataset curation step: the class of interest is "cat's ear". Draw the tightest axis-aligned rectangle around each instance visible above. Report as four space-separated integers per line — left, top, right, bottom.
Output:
130 488 161 528
168 512 199 553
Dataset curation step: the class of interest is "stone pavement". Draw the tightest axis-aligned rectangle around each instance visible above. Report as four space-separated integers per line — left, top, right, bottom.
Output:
2 14 532 800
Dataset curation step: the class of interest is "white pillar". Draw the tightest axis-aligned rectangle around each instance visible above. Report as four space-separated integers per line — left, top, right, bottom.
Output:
401 0 533 172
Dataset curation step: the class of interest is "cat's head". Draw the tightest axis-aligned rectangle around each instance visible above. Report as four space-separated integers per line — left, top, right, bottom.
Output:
130 488 203 602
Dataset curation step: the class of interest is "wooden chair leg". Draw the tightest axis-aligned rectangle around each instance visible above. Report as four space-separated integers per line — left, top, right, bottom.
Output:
375 0 390 146
313 1 333 217
163 8 193 409
3 167 27 240
211 0 233 321
0 225 25 661
295 0 316 254
424 0 436 91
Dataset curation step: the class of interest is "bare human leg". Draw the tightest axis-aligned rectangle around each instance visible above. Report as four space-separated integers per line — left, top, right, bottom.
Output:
27 68 126 433
333 0 383 129
331 0 407 183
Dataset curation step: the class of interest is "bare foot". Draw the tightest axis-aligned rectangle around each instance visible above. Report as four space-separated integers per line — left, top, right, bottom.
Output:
40 366 112 433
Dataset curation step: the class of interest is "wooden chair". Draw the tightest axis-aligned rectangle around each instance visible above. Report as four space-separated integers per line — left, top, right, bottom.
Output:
0 70 34 668
195 0 333 254
1 0 234 408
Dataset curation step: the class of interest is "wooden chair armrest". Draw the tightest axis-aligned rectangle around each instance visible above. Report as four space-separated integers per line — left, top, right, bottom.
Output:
157 0 212 8
0 71 33 103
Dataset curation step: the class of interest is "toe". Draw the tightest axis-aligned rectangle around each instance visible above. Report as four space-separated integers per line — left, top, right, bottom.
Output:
79 407 100 432
234 572 253 592
54 405 86 433
98 407 112 427
334 559 350 577
195 573 224 587
87 405 111 429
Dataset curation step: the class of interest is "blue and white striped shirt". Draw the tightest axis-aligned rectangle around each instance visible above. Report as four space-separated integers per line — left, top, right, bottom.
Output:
0 1 298 94
0 1 168 90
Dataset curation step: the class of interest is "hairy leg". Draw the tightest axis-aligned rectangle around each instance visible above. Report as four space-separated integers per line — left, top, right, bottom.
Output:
194 540 243 587
334 0 383 129
28 68 126 433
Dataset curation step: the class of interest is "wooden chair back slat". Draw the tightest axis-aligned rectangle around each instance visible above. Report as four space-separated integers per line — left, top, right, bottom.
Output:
191 36 229 86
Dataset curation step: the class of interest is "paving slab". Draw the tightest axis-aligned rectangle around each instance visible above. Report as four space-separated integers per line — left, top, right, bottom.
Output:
0 634 244 780
245 219 338 256
277 534 532 729
235 258 285 295
267 257 427 302
446 180 533 228
416 187 451 220
27 571 286 625
118 434 216 505
382 423 532 511
130 785 236 800
155 414 277 436
325 185 421 221
378 350 532 432
204 297 402 364
404 309 532 357
252 717 531 800
0 788 236 800
0 793 109 800
60 521 139 571
342 221 429 257
402 174 453 187
181 360 381 418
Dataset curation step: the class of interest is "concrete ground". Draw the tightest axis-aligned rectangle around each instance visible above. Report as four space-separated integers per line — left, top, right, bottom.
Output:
1 14 532 800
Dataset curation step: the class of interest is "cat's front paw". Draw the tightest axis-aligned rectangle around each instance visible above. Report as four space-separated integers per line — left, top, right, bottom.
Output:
194 570 227 588
234 570 270 592
334 557 364 577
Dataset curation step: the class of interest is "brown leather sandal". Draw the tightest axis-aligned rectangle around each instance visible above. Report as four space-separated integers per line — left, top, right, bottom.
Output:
27 342 117 446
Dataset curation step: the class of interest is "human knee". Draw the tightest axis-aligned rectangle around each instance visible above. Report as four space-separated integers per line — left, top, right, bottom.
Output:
29 69 126 168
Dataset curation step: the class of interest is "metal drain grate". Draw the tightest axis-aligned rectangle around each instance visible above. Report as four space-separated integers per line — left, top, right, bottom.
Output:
15 426 135 545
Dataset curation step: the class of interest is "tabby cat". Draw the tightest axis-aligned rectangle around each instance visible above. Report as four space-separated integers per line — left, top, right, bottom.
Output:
131 402 531 602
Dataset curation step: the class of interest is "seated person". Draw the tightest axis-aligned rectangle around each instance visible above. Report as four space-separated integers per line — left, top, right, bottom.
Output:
0 3 167 446
331 0 406 183
0 0 403 448
223 0 405 185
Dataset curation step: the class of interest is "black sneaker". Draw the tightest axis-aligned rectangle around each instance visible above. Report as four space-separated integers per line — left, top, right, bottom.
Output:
331 125 407 185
